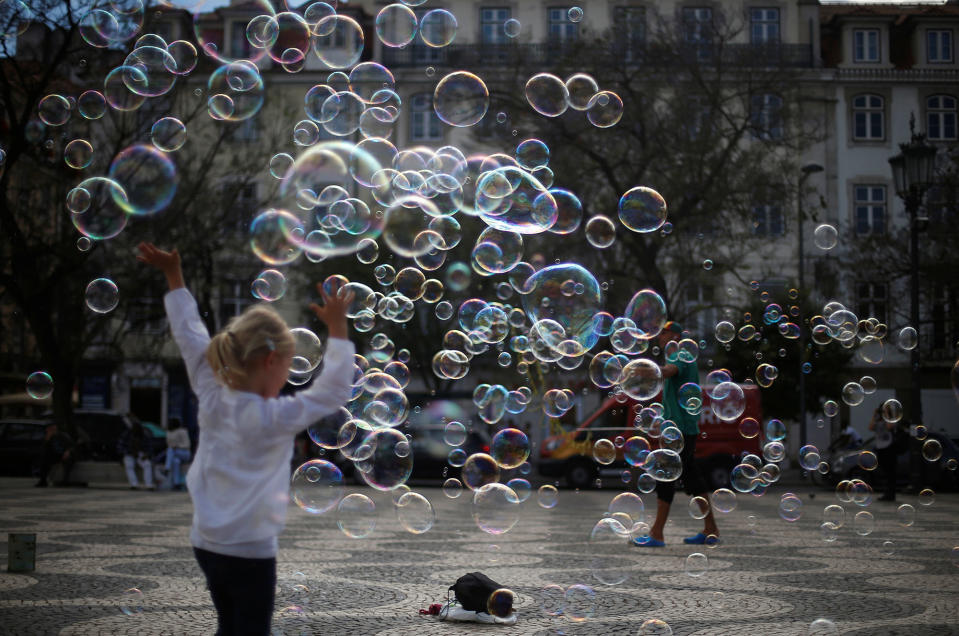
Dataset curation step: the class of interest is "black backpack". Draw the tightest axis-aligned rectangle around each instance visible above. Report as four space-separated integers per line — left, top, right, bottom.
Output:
448 572 506 613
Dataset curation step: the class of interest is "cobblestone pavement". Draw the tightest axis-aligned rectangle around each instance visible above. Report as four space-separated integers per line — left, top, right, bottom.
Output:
1 477 957 635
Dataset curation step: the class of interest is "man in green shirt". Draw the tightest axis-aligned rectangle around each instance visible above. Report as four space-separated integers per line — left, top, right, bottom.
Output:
633 321 720 547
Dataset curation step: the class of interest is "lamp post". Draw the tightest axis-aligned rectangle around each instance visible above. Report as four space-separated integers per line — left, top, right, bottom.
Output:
888 117 938 439
797 162 824 457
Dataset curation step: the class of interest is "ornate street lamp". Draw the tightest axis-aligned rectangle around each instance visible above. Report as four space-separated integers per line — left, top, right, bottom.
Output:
888 115 938 438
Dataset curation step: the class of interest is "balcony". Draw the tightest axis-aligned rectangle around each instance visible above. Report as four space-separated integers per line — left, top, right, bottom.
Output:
379 42 815 69
834 67 959 82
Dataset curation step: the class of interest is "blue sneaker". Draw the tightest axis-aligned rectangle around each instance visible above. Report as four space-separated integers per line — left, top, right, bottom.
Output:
631 536 665 547
683 532 719 545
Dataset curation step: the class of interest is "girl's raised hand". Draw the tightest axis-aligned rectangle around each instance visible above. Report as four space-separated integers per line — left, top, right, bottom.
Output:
309 283 353 340
137 242 185 290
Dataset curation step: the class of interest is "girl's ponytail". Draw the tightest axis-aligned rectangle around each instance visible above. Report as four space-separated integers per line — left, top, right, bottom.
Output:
205 304 295 389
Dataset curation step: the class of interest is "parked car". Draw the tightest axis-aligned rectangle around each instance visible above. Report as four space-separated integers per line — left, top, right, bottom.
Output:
539 386 763 489
0 418 49 476
407 425 491 480
821 430 959 491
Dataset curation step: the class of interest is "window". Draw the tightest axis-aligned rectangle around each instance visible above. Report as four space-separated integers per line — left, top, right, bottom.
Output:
927 95 957 141
750 93 783 140
931 284 958 355
684 283 716 343
685 94 711 139
219 278 254 326
613 6 646 61
853 29 880 63
230 21 252 59
852 94 884 140
481 7 511 45
927 30 953 64
854 185 885 236
752 204 784 236
750 8 779 44
223 182 258 234
856 282 886 323
410 93 442 142
683 7 713 60
547 7 579 43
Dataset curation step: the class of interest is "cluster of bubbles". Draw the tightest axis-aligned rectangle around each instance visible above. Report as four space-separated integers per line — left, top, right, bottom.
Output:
16 1 958 629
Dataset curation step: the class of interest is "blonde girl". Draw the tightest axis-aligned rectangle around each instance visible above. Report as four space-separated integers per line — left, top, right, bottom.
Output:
138 242 355 635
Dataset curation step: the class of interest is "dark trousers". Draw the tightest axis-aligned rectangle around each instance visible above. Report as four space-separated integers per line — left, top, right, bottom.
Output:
876 445 897 497
656 433 707 504
37 449 74 484
193 547 276 636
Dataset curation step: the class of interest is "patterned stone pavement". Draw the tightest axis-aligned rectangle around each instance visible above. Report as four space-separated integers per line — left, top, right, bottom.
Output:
1 477 957 635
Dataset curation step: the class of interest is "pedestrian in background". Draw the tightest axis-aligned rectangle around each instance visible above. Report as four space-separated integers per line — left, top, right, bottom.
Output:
633 321 719 547
164 418 191 491
869 406 897 501
35 423 75 487
118 420 154 490
138 242 355 636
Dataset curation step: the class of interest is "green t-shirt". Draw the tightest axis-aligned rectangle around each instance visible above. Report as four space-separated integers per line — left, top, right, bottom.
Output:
661 359 700 435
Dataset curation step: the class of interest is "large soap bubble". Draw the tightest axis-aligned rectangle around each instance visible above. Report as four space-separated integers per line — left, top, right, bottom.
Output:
522 263 602 350
355 427 413 491
433 71 488 127
290 459 343 514
624 289 667 339
618 186 667 233
472 482 520 535
108 144 177 216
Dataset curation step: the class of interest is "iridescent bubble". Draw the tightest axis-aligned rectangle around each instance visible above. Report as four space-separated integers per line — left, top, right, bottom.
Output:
537 484 558 509
624 289 667 339
619 359 663 401
108 143 177 216
923 438 942 462
419 9 457 47
685 552 708 577
799 445 821 471
808 618 839 635
623 436 651 467
841 382 865 406
462 452 500 490
779 493 802 522
433 71 488 127
813 223 838 250
585 215 616 248
853 510 875 535
918 488 935 506
589 517 630 585
150 117 186 152
565 73 598 110
738 417 759 439
38 94 71 126
311 15 365 69
395 491 434 534
374 3 417 48
289 328 323 373
64 139 93 169
249 209 303 266
119 587 143 617
587 91 624 128
593 439 616 465
336 493 376 538
472 482 520 535
897 503 915 527
898 326 918 350
487 588 515 618
207 61 264 121
490 428 530 469
710 382 746 421
564 584 595 622
251 269 287 302
78 90 107 120
712 488 737 513
26 371 54 400
291 459 343 514
525 73 569 117
503 18 521 38
642 449 683 482
85 278 119 313
443 477 463 498
506 477 532 503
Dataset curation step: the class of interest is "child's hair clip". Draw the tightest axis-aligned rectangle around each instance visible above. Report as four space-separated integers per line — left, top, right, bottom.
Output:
265 337 276 351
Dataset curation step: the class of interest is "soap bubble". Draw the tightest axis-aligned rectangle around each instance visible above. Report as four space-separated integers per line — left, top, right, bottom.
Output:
472 482 520 535
311 15 365 69
86 278 119 313
923 438 943 462
290 459 343 514
525 73 568 117
710 382 746 421
587 91 624 128
64 139 93 169
251 269 287 302
289 328 323 373
433 71 488 127
490 428 530 469
119 587 143 616
685 552 708 577
592 439 616 465
504 18 521 37
462 452 500 490
639 619 673 635
641 449 683 482
394 491 434 534
150 117 187 152
26 372 54 400
487 588 515 618
443 477 463 498
375 4 417 48
624 289 666 339
563 584 595 622
808 618 839 635
897 326 918 350
585 215 616 247
565 73 599 110
419 9 457 47
853 510 875 535
336 493 376 538
537 484 558 508
711 488 737 513
589 517 630 585
813 224 837 250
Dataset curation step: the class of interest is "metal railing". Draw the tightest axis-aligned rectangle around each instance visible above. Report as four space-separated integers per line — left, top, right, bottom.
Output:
379 42 815 69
